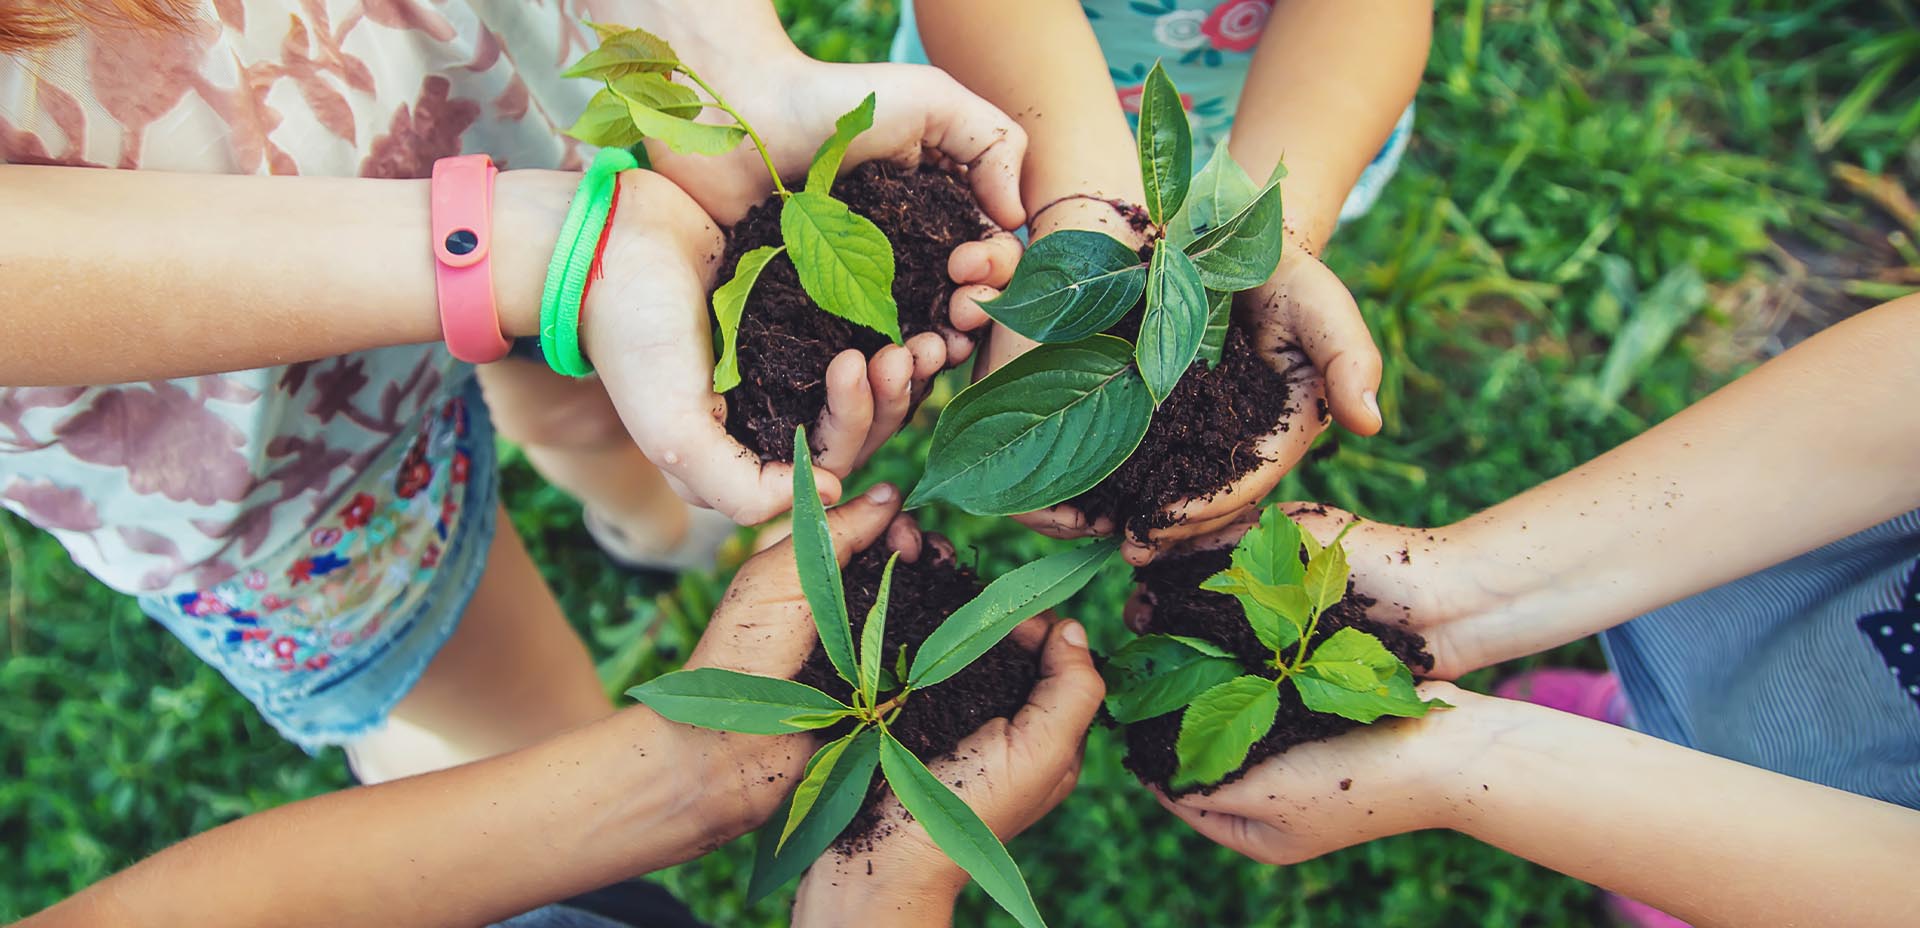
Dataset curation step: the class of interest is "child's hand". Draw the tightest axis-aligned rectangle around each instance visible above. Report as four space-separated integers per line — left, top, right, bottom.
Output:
790 615 1103 926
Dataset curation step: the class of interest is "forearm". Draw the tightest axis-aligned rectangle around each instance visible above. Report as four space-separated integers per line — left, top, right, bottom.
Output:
0 166 571 385
21 710 731 928
1226 0 1430 251
1440 692 1920 927
792 855 966 928
1439 294 1920 665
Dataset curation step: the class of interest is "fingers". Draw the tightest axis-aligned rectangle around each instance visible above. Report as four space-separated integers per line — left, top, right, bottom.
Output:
1012 505 1112 540
947 231 1023 289
1123 586 1154 634
1152 790 1273 863
884 512 924 562
818 483 905 567
861 345 916 463
1006 612 1053 652
1268 261 1383 436
905 333 950 407
916 74 1029 231
813 349 876 475
948 284 999 334
1008 620 1104 747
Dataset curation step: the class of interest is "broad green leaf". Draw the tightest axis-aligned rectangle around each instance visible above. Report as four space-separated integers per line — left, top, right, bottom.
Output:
1103 635 1245 724
564 25 679 79
805 93 876 195
1169 142 1259 248
584 20 631 41
791 426 858 685
1136 61 1191 226
620 98 746 156
910 539 1116 688
1300 525 1322 560
858 553 899 703
907 336 1154 515
1198 567 1306 651
1197 288 1232 368
1173 675 1280 789
781 191 902 343
1300 628 1401 692
606 72 701 118
1302 541 1351 617
980 231 1147 344
565 88 645 149
626 668 848 735
1232 507 1307 588
879 733 1049 928
747 728 881 903
712 245 782 393
1293 664 1441 724
778 728 862 853
1184 178 1284 291
1136 244 1209 403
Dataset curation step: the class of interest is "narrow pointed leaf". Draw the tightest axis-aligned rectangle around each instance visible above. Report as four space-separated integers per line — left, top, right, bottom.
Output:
879 733 1049 928
778 728 862 853
1197 288 1232 367
907 336 1153 515
1294 664 1441 723
791 426 858 685
626 668 848 735
806 93 876 194
979 230 1147 343
1169 142 1260 248
564 26 679 79
1136 244 1210 403
1103 634 1245 724
747 728 881 903
1302 541 1350 616
1136 61 1192 225
712 245 782 392
858 552 899 703
1173 675 1281 789
781 191 901 342
909 539 1116 688
566 88 645 149
1184 178 1284 291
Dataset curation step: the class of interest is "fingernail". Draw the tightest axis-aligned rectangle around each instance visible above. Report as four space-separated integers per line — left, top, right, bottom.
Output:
1363 390 1382 423
864 482 897 503
1061 621 1087 647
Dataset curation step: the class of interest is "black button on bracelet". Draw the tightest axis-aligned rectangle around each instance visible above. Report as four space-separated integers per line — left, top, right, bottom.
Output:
444 228 480 256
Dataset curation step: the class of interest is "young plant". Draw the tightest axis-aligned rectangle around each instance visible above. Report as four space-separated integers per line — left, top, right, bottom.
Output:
1103 507 1448 789
627 426 1114 927
908 62 1286 517
563 24 900 393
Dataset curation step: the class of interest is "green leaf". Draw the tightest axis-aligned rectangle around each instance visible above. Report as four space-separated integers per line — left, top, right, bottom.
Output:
791 426 858 686
1300 525 1322 560
1293 664 1439 724
806 93 876 195
907 336 1154 515
1197 568 1303 653
1300 627 1400 692
626 668 849 735
712 245 782 393
980 231 1147 344
1184 178 1284 291
780 710 858 728
1172 675 1280 789
1103 635 1246 724
606 72 701 118
1136 61 1192 226
564 26 679 79
1232 506 1307 588
778 727 862 853
1136 244 1209 403
858 552 899 703
565 88 645 149
1196 288 1232 368
1169 142 1259 248
910 539 1116 688
619 98 746 156
879 733 1049 928
747 728 881 903
1302 540 1351 617
780 191 901 343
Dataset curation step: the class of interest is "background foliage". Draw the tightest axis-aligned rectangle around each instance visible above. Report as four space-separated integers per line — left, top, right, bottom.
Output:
4 0 1917 923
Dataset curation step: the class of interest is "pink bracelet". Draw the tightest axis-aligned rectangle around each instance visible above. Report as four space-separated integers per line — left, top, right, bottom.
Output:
430 154 511 364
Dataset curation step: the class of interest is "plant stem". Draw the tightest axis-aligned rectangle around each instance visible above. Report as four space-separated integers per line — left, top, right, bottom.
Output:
1288 606 1325 673
675 65 789 198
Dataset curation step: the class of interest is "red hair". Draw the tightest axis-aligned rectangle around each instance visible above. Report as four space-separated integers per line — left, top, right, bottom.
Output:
1 0 200 54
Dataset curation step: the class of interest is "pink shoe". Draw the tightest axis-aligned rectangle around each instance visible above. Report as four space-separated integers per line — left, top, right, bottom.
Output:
1495 668 1628 726
1606 893 1693 928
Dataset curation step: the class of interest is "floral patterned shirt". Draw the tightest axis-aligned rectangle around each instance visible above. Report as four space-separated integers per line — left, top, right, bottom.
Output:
1095 0 1276 152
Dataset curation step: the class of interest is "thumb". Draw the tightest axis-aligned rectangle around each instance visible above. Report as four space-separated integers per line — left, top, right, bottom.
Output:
909 69 1028 231
1010 620 1105 744
1270 259 1383 436
819 483 906 567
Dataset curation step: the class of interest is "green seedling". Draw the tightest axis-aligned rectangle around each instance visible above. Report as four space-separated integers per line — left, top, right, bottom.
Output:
907 62 1287 517
628 426 1114 928
1103 506 1448 789
564 24 900 394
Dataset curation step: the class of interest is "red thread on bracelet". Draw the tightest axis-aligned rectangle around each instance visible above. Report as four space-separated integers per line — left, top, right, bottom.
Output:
577 180 625 320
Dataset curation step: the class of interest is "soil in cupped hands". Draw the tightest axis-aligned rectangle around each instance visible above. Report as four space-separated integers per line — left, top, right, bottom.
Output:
720 161 990 461
1119 547 1434 795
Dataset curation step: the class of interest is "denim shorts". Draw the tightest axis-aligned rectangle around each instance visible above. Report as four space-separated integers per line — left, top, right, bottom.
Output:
137 379 500 752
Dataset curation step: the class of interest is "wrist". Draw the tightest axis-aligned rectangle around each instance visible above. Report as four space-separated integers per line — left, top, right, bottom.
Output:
1030 194 1154 249
490 169 579 340
792 846 967 927
1405 685 1515 833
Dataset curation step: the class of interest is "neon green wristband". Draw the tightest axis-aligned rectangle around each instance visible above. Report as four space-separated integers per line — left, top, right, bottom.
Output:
539 147 639 377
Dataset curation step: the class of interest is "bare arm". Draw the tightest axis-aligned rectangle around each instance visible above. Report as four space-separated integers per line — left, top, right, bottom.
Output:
0 166 573 385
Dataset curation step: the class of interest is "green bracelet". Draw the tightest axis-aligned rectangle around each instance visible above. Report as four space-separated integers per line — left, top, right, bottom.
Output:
539 146 639 378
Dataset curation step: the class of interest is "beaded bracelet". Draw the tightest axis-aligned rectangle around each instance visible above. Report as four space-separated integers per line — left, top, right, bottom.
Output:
538 147 639 377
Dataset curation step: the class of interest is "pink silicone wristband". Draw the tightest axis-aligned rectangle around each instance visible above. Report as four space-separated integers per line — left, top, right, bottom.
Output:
431 154 511 364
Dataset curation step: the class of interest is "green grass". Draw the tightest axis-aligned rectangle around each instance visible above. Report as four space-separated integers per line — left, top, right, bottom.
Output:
4 0 1917 923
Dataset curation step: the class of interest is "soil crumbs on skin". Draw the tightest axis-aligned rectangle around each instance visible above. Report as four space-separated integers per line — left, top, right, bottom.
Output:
721 162 989 461
1121 548 1433 795
793 543 1038 848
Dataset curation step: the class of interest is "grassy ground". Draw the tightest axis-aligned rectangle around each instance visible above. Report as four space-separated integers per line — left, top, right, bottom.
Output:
4 0 1917 924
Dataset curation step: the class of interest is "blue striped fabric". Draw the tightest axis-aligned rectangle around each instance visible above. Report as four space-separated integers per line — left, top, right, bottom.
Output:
1602 507 1920 809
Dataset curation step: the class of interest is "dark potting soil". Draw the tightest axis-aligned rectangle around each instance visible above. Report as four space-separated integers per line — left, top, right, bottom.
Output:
792 542 1039 847
1119 548 1434 795
720 161 989 461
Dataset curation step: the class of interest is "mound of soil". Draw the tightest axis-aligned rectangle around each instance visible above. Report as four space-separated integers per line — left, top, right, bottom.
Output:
1119 548 1433 795
792 542 1038 847
720 162 989 460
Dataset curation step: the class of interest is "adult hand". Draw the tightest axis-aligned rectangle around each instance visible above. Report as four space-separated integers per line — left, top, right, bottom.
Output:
789 614 1104 926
